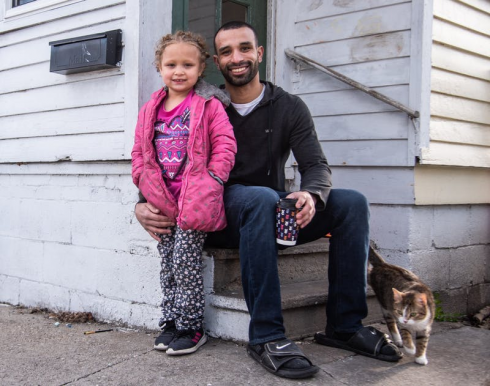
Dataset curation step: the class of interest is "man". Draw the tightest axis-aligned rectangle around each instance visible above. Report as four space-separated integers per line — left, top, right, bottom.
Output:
136 21 402 379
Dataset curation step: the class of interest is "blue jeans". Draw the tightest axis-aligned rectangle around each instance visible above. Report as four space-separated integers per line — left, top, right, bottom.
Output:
206 185 370 345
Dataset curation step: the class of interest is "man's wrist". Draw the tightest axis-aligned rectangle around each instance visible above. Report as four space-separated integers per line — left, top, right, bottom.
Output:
311 193 318 205
303 191 318 204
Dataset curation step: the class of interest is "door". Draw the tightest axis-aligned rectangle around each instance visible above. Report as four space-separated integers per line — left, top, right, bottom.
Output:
172 0 267 86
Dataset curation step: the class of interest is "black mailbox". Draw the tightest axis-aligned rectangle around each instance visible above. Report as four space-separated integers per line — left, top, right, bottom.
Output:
49 29 123 75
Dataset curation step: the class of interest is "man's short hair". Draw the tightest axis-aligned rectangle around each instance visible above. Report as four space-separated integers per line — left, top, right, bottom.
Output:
214 21 259 53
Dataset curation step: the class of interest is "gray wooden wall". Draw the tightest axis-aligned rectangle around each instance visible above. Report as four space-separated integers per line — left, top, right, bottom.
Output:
275 0 416 204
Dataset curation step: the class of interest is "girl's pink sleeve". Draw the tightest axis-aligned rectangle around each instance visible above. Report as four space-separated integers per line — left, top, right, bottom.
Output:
131 105 146 187
207 99 237 183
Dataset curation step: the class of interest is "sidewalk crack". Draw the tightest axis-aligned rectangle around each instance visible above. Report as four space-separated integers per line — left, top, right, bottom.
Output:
320 368 350 385
59 349 154 385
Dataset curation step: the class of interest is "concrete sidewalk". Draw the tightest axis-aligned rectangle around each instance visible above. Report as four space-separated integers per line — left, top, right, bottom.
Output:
1 303 489 386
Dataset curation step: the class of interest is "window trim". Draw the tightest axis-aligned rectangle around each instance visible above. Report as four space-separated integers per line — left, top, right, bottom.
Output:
5 0 71 19
11 0 37 8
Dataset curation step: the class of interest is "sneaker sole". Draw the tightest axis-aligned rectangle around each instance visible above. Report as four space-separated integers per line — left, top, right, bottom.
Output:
166 334 208 356
154 343 170 351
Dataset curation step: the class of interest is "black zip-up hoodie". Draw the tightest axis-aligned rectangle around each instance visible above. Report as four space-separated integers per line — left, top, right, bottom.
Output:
225 81 332 210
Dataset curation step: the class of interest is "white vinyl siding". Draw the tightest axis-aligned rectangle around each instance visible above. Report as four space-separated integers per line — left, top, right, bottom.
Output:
421 0 490 167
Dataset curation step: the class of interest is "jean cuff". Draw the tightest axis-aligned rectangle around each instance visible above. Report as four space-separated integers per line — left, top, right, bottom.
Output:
249 333 287 346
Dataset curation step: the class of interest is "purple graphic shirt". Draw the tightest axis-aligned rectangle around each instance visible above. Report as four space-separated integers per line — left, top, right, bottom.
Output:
153 90 193 199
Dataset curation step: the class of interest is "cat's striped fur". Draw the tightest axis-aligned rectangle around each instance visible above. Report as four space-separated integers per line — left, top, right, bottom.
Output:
368 246 435 365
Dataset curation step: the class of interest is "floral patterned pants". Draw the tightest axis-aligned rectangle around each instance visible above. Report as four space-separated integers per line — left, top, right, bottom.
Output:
157 226 206 331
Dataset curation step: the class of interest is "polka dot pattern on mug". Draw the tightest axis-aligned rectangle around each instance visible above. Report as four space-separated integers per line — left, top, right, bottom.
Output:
276 199 300 246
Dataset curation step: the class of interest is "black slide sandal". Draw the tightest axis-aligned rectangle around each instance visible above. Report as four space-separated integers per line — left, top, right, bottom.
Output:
315 326 403 362
247 339 319 379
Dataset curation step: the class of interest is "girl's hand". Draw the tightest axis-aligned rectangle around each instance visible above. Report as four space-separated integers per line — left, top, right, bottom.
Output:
135 203 175 241
286 191 317 228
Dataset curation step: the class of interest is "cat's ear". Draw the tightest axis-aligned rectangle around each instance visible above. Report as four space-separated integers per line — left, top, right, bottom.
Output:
417 293 428 306
392 288 403 302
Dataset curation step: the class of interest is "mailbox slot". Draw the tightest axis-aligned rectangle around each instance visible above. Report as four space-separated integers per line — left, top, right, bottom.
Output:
49 29 122 75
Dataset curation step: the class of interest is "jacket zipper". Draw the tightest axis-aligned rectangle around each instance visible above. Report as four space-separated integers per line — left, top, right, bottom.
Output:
146 90 178 209
177 96 207 225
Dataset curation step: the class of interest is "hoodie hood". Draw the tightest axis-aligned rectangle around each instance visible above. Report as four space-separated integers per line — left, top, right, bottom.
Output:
256 81 287 106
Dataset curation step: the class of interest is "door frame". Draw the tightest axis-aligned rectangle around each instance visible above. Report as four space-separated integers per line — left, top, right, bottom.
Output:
172 0 268 83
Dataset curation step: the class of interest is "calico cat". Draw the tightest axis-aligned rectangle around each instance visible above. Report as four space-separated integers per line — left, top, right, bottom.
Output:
368 246 435 365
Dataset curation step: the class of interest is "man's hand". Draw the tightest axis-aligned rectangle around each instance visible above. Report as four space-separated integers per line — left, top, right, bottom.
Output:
286 191 317 228
134 202 175 241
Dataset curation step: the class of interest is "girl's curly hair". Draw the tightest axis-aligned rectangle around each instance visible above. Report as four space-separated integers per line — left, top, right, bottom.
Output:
154 30 210 73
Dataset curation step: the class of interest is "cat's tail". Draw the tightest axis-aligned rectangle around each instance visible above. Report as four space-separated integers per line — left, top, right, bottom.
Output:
368 245 386 267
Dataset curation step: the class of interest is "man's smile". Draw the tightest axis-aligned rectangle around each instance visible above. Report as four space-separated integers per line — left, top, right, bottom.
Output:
228 61 251 76
231 66 248 74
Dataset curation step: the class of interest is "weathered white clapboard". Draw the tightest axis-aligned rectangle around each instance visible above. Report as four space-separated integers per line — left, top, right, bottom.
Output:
426 0 490 168
0 0 127 163
275 0 416 203
276 0 489 204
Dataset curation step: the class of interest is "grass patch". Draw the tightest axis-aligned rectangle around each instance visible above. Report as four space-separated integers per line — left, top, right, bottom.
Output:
433 292 464 322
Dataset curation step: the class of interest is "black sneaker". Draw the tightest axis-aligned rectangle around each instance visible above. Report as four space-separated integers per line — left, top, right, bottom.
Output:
154 321 177 351
166 328 207 356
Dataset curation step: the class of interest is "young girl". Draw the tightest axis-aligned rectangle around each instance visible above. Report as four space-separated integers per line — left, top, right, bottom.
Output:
131 31 236 356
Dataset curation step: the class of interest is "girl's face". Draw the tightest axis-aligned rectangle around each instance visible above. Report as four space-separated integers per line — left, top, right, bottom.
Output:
159 42 205 98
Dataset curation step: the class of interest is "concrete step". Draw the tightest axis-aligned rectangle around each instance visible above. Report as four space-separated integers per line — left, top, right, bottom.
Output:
202 239 383 342
206 238 330 292
203 281 382 341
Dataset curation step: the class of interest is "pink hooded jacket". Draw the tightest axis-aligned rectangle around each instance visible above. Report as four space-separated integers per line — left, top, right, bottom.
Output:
131 80 237 232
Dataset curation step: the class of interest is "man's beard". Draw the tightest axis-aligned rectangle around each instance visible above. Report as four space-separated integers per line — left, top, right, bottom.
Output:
220 59 259 86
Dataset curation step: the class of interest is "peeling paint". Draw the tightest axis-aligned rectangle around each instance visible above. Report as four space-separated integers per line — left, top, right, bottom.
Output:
354 14 383 37
350 33 404 62
334 0 355 8
307 0 323 11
